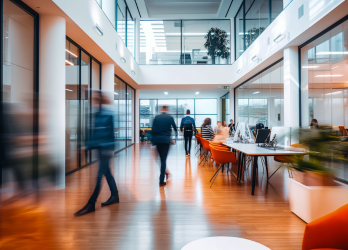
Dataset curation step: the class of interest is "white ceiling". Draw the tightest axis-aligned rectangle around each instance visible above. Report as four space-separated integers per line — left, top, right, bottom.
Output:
144 0 222 17
139 84 230 99
128 0 242 20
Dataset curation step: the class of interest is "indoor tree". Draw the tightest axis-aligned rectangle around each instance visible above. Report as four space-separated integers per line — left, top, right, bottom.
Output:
204 27 230 64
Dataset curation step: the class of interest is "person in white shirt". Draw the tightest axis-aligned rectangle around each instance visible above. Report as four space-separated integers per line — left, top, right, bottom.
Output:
214 121 222 134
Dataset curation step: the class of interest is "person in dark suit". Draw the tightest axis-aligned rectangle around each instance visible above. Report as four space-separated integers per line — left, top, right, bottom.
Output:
151 105 177 187
180 109 196 156
75 91 119 216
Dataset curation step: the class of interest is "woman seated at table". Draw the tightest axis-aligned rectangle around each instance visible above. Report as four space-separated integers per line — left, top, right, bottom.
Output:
201 118 215 141
212 124 230 143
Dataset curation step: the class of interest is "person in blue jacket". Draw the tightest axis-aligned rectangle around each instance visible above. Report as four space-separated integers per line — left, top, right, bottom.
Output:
180 109 196 156
151 105 178 186
75 90 119 216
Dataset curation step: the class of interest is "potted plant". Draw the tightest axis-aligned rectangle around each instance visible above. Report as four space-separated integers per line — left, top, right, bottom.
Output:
286 126 348 223
243 27 265 49
204 28 230 64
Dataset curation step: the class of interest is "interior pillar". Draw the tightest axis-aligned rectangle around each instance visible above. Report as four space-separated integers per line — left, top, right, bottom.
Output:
283 46 300 128
39 15 66 189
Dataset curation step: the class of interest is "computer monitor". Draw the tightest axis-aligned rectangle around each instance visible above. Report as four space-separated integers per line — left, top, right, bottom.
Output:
255 129 271 144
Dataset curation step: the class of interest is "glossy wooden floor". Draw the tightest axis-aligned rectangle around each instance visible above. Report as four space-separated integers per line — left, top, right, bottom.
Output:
52 141 305 250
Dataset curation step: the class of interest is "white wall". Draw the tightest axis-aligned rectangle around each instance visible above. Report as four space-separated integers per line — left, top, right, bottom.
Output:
52 0 139 82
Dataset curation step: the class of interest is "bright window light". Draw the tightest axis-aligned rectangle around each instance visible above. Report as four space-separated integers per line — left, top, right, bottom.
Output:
315 75 343 77
302 66 319 69
164 92 168 95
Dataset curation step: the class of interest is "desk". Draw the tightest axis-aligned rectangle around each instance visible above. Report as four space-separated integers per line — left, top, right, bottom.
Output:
223 142 305 195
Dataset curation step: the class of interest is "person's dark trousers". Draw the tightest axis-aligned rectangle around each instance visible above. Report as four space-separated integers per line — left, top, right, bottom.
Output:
156 143 170 184
184 131 193 155
88 149 118 203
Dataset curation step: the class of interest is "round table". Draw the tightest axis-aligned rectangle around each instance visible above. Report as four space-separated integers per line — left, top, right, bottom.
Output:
181 237 271 250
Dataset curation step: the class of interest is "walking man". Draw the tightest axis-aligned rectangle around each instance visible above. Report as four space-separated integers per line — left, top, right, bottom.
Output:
75 91 119 216
151 105 177 187
180 109 196 156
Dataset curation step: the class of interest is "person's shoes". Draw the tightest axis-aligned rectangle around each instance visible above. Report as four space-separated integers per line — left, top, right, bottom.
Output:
159 182 167 187
74 203 95 216
101 196 119 206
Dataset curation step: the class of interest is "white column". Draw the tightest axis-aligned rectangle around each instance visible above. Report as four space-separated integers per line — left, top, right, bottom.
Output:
135 89 140 143
301 51 309 127
135 18 140 64
283 47 300 127
39 15 66 189
101 63 115 105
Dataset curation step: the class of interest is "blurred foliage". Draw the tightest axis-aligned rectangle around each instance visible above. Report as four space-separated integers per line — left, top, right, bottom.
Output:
291 126 348 174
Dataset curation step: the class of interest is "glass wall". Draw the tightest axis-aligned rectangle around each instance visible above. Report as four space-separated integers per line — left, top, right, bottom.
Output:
300 18 348 182
1 0 37 186
114 76 135 152
140 20 231 65
65 38 101 174
95 0 135 58
235 0 292 60
301 19 348 127
221 92 230 123
235 60 284 128
140 99 218 140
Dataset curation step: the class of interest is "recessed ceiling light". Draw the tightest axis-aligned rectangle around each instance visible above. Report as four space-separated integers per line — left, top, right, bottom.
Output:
65 60 74 65
164 92 168 95
114 92 118 95
95 23 103 36
253 91 260 94
121 57 126 63
315 75 343 77
237 69 242 74
274 33 285 43
325 91 342 95
195 92 199 95
65 49 78 57
317 52 348 55
131 70 136 75
251 55 258 61
66 89 73 91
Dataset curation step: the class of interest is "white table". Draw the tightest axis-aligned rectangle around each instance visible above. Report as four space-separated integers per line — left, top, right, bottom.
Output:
181 236 271 250
223 142 306 195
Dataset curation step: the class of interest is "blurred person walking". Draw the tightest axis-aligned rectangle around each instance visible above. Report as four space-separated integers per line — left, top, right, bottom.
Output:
75 91 119 216
151 105 177 187
214 121 222 134
180 109 196 157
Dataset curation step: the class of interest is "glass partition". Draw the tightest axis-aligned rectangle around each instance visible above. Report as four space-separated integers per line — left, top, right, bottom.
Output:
114 76 135 152
140 21 181 65
139 99 218 140
95 0 134 58
65 38 102 174
235 60 284 128
140 19 231 65
300 18 348 182
235 0 293 60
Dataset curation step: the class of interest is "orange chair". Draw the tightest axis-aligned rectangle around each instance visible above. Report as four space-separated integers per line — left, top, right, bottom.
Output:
302 203 348 250
270 143 306 179
209 146 239 188
200 138 212 166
